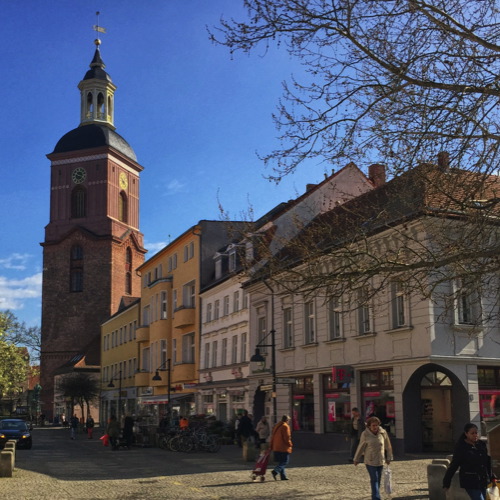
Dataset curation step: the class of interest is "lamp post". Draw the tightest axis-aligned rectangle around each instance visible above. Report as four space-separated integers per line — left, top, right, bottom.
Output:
107 370 122 419
250 328 277 425
152 358 171 422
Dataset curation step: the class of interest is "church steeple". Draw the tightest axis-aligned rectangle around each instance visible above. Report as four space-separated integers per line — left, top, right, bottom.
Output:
77 39 116 129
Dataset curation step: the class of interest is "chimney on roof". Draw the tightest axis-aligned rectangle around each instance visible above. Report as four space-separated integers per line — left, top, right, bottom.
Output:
368 164 386 187
437 151 449 171
306 183 317 192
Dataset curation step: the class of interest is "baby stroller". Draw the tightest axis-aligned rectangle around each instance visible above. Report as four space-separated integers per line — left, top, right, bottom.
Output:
251 449 271 482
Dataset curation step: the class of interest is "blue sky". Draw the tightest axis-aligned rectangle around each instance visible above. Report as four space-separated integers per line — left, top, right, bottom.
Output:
0 1 334 326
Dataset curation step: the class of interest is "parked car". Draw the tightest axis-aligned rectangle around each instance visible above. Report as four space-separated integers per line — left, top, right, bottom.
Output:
0 419 32 449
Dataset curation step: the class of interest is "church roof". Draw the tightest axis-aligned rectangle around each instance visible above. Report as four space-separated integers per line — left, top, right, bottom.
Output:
82 47 112 82
52 123 137 161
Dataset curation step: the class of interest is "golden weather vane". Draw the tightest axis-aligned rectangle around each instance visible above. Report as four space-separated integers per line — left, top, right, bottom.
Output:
93 11 107 35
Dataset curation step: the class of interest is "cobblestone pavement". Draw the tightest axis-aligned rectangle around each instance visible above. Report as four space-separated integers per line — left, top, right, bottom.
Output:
0 427 435 499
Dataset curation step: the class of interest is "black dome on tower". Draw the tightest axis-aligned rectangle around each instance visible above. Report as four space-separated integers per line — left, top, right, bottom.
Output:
51 39 137 161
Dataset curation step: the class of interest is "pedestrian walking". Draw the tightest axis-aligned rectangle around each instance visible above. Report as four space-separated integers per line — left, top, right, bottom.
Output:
122 415 134 449
269 415 293 481
69 414 79 440
255 415 270 450
236 410 254 447
106 415 121 450
85 415 95 439
349 407 365 462
354 415 393 500
443 423 495 500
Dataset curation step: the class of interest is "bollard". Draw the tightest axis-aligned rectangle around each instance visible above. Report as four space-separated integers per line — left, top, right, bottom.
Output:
427 463 447 500
242 439 256 462
4 442 15 470
0 450 14 477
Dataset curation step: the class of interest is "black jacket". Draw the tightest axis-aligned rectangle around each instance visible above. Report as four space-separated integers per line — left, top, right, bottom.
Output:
442 436 492 490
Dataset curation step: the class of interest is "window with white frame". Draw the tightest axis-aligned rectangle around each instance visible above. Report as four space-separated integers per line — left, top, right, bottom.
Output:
257 307 267 354
358 287 371 334
456 280 481 325
242 291 248 309
228 249 237 272
142 347 150 372
223 295 230 316
241 332 247 362
212 340 218 367
142 305 150 326
221 338 228 365
160 339 167 367
391 281 407 328
183 280 196 308
214 255 223 280
204 342 210 369
206 302 212 322
173 289 178 313
328 297 342 339
214 299 220 320
233 291 240 312
182 333 195 363
161 291 168 319
304 300 316 343
231 335 238 364
283 307 294 348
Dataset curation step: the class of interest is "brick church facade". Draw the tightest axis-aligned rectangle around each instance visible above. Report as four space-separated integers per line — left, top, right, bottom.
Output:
40 39 146 418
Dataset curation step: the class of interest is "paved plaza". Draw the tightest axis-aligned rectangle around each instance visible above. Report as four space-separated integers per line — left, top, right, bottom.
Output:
1 426 435 499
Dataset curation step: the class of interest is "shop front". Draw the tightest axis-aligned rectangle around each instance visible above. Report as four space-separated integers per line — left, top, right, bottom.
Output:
292 376 314 432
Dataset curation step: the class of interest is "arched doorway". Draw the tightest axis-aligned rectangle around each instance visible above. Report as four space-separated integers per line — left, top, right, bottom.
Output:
403 363 469 452
420 371 452 451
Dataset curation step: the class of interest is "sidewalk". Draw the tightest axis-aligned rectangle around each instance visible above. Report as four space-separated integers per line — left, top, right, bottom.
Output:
1 426 433 499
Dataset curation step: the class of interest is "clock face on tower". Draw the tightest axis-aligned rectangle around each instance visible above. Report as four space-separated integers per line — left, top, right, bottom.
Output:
72 167 87 184
119 172 128 190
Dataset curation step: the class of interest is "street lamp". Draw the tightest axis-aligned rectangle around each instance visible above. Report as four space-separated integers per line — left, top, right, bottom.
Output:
152 359 171 422
107 370 122 419
250 328 277 425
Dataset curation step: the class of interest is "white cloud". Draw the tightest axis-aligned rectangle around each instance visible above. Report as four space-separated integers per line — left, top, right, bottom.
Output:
0 253 32 271
0 272 42 310
165 179 185 196
144 241 168 255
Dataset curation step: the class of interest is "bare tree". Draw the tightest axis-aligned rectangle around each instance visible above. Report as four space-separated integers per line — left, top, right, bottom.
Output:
211 1 500 179
213 2 500 322
57 373 100 421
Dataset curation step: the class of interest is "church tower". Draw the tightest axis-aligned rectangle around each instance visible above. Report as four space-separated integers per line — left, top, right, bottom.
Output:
40 38 146 418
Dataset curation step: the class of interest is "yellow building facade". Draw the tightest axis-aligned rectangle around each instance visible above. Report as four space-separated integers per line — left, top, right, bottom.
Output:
134 225 200 421
100 298 140 424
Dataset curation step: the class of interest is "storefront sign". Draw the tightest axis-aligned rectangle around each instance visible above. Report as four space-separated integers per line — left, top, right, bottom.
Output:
332 365 354 383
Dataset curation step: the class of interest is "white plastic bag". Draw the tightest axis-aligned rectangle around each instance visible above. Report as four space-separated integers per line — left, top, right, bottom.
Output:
384 466 393 494
487 482 500 500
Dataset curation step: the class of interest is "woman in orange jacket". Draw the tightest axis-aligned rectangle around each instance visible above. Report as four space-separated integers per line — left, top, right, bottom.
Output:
269 415 293 480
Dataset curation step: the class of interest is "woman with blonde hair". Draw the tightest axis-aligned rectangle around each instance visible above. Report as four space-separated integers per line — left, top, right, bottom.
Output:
354 416 393 500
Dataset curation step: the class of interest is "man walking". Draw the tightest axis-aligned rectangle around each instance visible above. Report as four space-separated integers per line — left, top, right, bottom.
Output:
270 415 293 481
70 414 79 440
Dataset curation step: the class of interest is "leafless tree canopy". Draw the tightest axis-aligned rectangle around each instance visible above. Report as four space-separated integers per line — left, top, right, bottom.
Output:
211 0 500 181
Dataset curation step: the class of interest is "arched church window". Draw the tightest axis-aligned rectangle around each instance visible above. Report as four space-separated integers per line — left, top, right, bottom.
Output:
97 92 105 119
86 92 93 119
125 247 132 295
70 245 84 292
119 192 128 223
71 186 86 218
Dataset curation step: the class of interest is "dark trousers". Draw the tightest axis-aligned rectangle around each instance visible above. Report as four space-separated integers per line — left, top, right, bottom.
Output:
365 464 383 500
273 451 290 479
350 436 360 459
465 489 487 500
